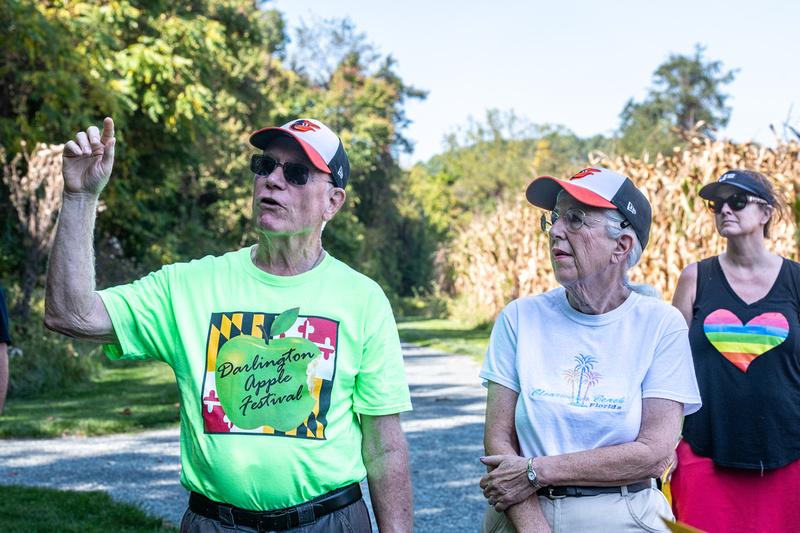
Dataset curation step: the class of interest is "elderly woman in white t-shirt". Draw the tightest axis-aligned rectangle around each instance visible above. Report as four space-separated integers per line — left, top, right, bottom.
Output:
478 168 701 533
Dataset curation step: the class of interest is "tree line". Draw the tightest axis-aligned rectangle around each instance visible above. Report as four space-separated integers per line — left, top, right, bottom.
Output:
1 2 741 395
1 2 431 320
406 45 739 267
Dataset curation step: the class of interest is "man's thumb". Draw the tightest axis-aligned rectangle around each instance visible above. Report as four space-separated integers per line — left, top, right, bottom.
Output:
102 138 115 170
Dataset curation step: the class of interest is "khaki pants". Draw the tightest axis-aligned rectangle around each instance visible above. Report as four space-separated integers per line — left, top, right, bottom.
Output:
482 486 673 533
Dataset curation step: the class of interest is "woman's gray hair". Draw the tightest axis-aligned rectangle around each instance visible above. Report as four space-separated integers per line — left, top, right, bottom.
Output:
603 208 660 298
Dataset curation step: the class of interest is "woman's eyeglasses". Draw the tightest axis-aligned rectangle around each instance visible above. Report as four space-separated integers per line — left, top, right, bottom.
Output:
706 193 769 214
541 209 587 232
250 154 312 186
540 208 631 233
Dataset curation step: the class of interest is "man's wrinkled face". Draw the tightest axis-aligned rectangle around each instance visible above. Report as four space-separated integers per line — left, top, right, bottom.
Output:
251 137 335 236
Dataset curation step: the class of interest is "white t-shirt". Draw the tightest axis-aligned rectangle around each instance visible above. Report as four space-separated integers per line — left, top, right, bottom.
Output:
480 288 701 458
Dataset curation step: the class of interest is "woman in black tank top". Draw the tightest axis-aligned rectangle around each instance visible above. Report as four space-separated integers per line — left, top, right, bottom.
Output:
670 169 800 533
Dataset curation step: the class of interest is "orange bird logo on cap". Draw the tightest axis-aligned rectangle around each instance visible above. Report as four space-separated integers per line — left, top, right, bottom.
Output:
571 168 602 179
289 120 321 133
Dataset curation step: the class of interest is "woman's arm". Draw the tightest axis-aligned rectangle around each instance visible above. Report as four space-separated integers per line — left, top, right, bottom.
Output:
530 398 682 486
672 263 698 327
482 398 682 505
481 382 551 532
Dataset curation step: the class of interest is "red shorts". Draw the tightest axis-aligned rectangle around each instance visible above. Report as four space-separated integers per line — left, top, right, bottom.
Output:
671 439 800 533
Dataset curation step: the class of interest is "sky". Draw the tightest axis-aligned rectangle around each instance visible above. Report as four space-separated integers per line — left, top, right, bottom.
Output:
270 0 800 166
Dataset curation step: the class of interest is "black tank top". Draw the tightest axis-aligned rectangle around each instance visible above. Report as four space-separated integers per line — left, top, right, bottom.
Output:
682 256 800 469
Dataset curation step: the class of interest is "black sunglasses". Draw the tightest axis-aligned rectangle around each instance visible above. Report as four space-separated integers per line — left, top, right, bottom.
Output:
250 154 312 186
706 192 769 214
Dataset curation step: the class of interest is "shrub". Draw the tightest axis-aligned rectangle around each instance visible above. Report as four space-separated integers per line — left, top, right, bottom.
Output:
396 288 449 320
7 307 102 398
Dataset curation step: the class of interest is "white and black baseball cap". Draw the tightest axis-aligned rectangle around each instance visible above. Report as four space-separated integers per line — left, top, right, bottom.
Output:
526 167 652 248
249 118 350 188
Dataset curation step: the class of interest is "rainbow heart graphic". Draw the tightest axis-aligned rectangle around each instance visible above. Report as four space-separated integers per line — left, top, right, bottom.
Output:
703 309 789 372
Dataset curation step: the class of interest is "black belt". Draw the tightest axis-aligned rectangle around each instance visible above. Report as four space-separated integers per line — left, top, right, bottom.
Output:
539 480 653 499
189 482 362 531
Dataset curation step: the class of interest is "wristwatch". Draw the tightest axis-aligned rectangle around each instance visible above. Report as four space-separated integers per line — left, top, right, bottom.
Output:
527 457 542 490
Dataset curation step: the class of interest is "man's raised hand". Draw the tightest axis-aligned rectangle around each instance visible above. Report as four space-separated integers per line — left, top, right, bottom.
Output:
62 117 116 196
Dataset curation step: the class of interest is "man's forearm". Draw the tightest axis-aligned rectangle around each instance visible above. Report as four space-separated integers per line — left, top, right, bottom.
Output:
361 414 412 532
365 446 412 531
44 193 112 340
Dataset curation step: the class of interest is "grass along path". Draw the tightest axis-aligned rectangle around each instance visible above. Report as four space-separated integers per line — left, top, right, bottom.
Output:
0 485 176 532
0 319 485 439
0 360 179 438
397 318 491 361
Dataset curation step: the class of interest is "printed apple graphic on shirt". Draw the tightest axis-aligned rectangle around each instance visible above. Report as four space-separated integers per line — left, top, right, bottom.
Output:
214 308 321 431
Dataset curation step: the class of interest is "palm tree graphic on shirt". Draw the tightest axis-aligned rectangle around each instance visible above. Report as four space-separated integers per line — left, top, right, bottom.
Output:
564 353 601 406
580 370 602 404
562 367 579 399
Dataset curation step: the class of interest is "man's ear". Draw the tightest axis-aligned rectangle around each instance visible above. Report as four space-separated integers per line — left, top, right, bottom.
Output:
611 234 634 265
322 187 346 222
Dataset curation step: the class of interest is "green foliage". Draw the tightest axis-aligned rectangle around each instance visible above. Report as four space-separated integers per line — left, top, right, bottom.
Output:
618 44 737 156
393 193 440 295
0 205 23 279
434 111 539 218
406 111 611 240
0 0 291 284
287 16 427 296
7 306 102 398
396 290 448 320
0 485 176 532
400 111 612 296
0 1 125 151
94 2 289 273
1 5 429 308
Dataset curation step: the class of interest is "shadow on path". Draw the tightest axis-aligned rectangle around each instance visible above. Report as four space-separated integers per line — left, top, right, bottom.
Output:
0 428 185 524
401 344 487 531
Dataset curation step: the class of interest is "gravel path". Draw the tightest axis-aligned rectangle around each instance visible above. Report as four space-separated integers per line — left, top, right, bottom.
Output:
0 343 488 530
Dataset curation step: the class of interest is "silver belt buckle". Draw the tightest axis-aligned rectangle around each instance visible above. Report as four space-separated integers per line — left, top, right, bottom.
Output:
547 487 567 499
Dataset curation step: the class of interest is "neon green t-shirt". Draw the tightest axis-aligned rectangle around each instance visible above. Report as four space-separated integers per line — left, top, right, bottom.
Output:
99 246 411 511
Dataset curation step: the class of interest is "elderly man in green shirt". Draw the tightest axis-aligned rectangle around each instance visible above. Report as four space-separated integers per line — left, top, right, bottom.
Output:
45 116 413 532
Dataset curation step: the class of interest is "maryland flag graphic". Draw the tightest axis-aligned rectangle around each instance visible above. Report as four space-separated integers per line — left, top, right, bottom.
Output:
201 310 338 439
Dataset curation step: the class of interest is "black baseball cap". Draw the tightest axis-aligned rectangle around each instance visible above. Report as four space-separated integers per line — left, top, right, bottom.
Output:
698 170 774 205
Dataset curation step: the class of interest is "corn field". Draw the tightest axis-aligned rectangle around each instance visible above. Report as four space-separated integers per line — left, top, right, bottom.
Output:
445 138 800 323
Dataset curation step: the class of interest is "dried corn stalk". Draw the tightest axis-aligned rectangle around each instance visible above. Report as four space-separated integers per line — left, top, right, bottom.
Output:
444 139 800 323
